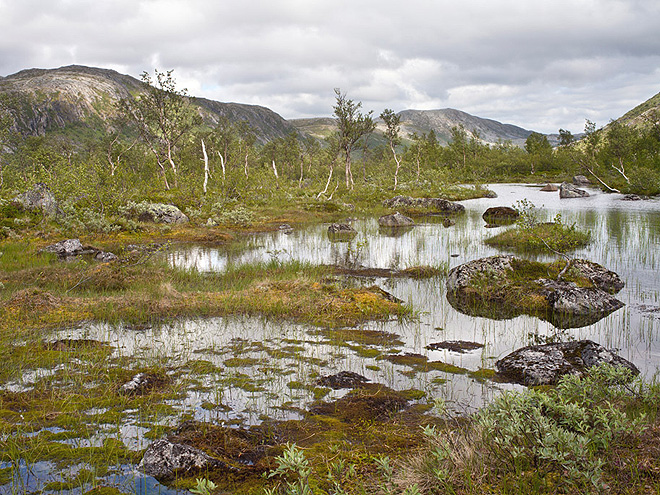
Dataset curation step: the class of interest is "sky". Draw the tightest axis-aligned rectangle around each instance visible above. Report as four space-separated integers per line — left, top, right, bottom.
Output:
1 0 659 134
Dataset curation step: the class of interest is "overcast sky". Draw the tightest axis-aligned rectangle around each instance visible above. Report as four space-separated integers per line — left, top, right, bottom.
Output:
1 0 659 133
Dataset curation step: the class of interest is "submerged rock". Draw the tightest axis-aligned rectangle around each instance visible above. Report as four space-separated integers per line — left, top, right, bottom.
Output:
317 371 370 389
622 194 643 201
540 183 559 192
382 195 465 213
140 439 227 479
560 182 590 198
426 341 484 354
495 340 639 386
378 212 415 227
327 223 357 242
442 217 455 227
279 223 294 234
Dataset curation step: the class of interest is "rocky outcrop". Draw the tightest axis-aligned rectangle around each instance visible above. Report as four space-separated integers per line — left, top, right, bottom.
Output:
446 256 625 328
560 182 590 198
382 196 465 213
495 340 639 386
12 183 60 216
378 212 415 227
140 439 228 479
540 183 558 192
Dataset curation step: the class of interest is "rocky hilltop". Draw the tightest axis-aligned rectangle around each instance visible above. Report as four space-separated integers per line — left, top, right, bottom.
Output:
0 65 298 143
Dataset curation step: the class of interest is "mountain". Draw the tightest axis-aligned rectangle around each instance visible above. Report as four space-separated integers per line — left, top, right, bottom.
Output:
291 109 536 147
0 65 298 143
394 109 533 146
615 90 660 127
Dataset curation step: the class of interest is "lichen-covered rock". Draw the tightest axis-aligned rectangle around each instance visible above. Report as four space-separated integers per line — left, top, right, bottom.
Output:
12 183 60 216
42 238 84 256
122 201 189 224
560 182 590 198
328 223 356 234
378 212 415 227
446 255 515 294
94 251 118 263
140 439 226 479
570 259 625 294
495 340 639 386
446 255 625 328
539 279 625 328
382 196 465 213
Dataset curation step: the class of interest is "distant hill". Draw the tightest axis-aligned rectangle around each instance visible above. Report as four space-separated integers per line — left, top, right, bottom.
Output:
0 65 298 143
291 108 537 148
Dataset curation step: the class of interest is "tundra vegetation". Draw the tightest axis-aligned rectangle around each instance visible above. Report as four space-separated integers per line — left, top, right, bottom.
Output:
0 71 660 494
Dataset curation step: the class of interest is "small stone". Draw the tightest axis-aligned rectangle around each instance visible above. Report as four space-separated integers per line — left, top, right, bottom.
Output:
140 438 227 479
42 239 84 256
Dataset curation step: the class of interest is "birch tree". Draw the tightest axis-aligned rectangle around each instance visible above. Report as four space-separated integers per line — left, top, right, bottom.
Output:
333 89 374 190
120 69 200 189
380 108 403 190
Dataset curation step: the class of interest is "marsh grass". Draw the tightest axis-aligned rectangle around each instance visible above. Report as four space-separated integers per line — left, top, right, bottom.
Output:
485 221 591 253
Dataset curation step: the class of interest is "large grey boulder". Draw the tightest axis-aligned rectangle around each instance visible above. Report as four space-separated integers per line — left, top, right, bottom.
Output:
560 182 590 198
13 183 60 216
496 340 639 386
140 439 226 479
378 212 415 227
382 196 465 213
570 259 624 294
123 201 189 224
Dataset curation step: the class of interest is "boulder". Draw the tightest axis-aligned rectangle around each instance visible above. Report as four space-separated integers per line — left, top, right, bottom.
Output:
538 279 625 328
559 182 590 198
378 212 415 227
328 223 356 234
94 251 118 263
279 224 294 234
570 259 624 294
622 194 642 201
140 439 227 479
13 183 60 216
42 239 85 257
573 175 592 186
123 202 189 224
382 196 465 213
446 256 625 328
482 206 519 225
495 340 639 386
540 183 559 192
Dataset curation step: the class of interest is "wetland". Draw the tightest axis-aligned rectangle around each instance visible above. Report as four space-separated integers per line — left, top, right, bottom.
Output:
1 184 660 494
